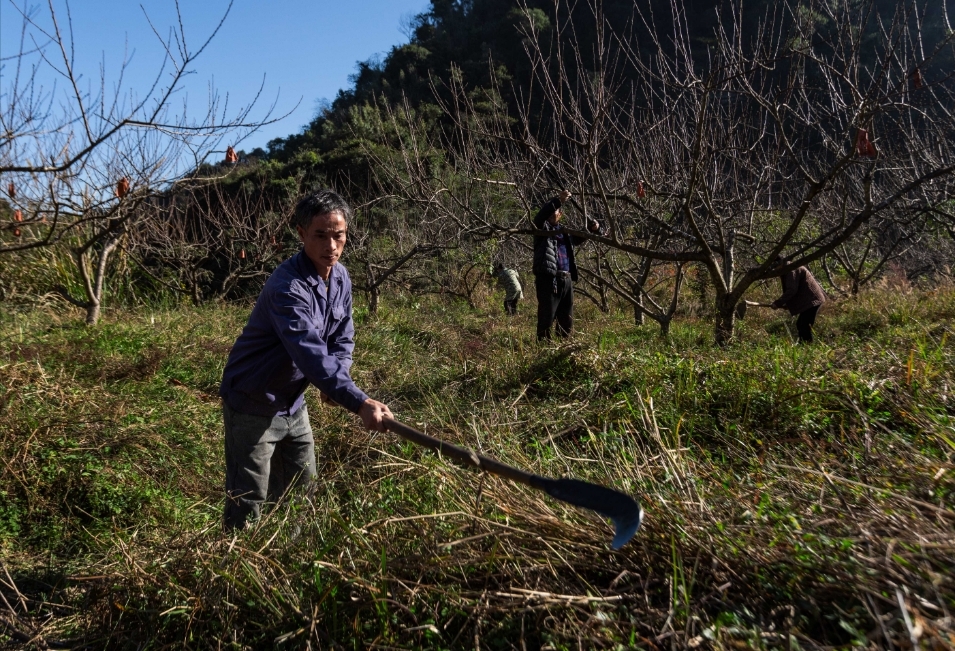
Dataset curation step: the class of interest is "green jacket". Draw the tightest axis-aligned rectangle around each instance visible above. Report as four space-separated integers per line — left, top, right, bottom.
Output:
495 268 523 301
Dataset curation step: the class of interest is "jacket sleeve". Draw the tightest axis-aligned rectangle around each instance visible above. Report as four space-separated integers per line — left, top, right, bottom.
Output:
570 219 603 246
267 282 369 414
772 269 800 308
532 198 562 229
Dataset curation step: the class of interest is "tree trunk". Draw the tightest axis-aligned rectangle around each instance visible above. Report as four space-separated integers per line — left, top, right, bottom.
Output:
365 261 380 314
85 300 101 325
190 272 203 306
630 257 652 325
71 235 120 326
83 245 112 325
368 284 380 314
633 288 645 326
659 316 671 338
714 295 739 346
598 278 610 313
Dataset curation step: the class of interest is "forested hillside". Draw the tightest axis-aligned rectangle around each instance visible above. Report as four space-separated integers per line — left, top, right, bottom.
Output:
260 0 954 190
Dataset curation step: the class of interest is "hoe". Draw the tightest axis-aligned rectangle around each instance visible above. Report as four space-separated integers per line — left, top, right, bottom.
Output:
385 418 643 550
736 299 774 319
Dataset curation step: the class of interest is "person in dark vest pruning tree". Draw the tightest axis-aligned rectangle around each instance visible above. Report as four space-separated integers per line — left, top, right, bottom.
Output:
532 190 601 341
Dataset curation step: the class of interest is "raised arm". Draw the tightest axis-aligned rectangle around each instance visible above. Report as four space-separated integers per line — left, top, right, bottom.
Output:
532 197 562 229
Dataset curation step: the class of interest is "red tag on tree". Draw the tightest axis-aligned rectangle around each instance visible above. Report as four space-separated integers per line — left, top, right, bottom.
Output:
7 182 15 199
14 210 23 222
910 67 923 90
637 181 646 198
225 146 238 164
855 129 877 158
116 177 130 198
239 249 246 259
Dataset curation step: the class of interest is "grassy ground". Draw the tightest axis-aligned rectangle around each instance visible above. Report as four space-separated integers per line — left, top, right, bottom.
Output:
1 283 953 649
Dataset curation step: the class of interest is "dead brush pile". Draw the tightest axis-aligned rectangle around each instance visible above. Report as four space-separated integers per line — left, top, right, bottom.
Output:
0 288 953 649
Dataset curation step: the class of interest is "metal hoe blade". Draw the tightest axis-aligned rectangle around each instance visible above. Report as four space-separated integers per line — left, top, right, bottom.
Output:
385 418 644 549
534 477 644 550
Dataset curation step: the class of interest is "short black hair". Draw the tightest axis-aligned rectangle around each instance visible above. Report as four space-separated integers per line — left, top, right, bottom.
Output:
292 189 353 230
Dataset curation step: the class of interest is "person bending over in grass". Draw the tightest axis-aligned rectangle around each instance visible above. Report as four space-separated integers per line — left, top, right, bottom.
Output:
219 189 393 530
771 256 827 344
492 262 523 315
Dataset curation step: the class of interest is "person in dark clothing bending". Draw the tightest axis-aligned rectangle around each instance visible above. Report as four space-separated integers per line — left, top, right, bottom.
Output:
532 191 601 341
771 257 827 343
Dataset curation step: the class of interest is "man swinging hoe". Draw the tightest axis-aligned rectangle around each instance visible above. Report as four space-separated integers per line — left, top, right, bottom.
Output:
219 190 393 530
219 189 642 549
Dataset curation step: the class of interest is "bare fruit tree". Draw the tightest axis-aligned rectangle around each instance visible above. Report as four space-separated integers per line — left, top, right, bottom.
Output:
380 0 955 343
821 214 925 296
127 176 299 305
338 191 446 315
532 0 954 343
354 97 514 311
0 0 285 323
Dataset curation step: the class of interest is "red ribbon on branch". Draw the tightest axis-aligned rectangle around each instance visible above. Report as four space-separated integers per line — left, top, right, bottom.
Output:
115 177 130 198
855 129 877 158
910 67 923 90
225 146 239 164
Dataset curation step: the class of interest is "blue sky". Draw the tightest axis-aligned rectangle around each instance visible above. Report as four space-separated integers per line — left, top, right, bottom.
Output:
1 0 431 153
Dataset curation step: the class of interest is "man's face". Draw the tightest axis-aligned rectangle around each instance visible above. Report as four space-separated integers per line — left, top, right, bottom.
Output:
297 211 347 279
547 208 562 226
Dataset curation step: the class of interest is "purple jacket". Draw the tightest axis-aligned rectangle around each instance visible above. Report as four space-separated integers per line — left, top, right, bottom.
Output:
219 251 369 417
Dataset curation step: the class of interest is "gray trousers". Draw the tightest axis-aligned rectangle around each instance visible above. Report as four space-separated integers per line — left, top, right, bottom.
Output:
223 401 317 530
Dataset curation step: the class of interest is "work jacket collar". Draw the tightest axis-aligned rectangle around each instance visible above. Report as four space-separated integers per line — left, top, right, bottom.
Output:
294 249 340 290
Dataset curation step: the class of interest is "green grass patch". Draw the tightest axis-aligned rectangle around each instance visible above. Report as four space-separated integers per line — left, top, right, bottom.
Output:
1 287 953 648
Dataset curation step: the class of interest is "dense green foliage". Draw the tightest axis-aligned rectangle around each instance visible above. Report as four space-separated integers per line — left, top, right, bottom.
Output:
241 0 953 194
